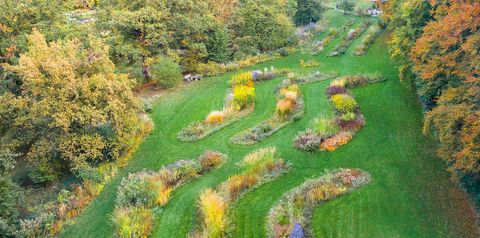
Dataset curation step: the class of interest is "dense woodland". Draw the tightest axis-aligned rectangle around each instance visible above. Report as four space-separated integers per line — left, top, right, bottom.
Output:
0 0 479 237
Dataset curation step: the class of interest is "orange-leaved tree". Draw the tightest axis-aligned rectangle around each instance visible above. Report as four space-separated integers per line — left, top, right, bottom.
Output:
410 0 480 175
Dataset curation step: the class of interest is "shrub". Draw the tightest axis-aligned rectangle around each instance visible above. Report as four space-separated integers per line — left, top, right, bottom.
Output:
224 174 257 200
206 111 225 124
151 55 182 89
278 47 290 56
112 206 155 238
197 61 225 76
334 113 366 131
320 132 353 151
200 151 223 172
233 85 255 109
116 172 171 208
243 123 274 142
198 189 229 238
341 112 356 122
330 94 357 114
124 65 144 85
293 129 322 153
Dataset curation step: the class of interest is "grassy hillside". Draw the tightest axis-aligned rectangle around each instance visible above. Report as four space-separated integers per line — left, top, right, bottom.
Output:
60 10 478 238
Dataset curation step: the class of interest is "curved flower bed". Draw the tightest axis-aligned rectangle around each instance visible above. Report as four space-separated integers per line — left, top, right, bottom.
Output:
178 68 289 142
112 150 227 237
293 73 386 153
354 23 384 56
189 147 291 238
230 71 336 145
322 18 356 46
266 168 371 237
326 20 373 57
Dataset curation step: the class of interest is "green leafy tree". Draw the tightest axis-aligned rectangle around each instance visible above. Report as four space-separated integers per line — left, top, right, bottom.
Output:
0 150 22 236
0 0 68 62
207 25 232 63
338 0 356 14
1 30 143 183
151 55 182 89
98 0 219 76
294 0 328 25
235 0 294 51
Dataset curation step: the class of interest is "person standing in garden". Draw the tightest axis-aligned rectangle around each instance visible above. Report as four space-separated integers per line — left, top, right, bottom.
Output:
336 2 339 9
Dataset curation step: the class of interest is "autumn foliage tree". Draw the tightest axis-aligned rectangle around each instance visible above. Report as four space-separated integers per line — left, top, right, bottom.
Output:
381 0 433 82
409 0 480 197
0 30 143 183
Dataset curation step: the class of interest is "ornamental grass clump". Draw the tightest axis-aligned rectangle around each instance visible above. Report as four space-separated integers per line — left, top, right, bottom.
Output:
206 111 225 124
198 189 229 238
276 100 292 118
112 206 155 238
330 77 347 88
312 117 340 138
239 147 277 175
285 91 297 103
201 150 223 172
115 172 169 208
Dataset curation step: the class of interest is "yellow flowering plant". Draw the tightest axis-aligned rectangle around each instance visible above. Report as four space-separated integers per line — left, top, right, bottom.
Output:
229 71 254 88
330 94 358 114
234 85 256 110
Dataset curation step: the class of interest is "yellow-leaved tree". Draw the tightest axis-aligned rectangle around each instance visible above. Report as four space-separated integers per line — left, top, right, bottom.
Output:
0 30 143 183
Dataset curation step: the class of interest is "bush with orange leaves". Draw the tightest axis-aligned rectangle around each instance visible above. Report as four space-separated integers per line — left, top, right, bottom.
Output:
320 132 352 151
206 111 226 124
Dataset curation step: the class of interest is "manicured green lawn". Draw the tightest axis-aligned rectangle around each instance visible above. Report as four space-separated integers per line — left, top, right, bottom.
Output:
60 10 478 238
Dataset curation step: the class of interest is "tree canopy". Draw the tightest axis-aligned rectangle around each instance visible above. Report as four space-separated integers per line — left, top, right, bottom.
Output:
1 30 142 183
